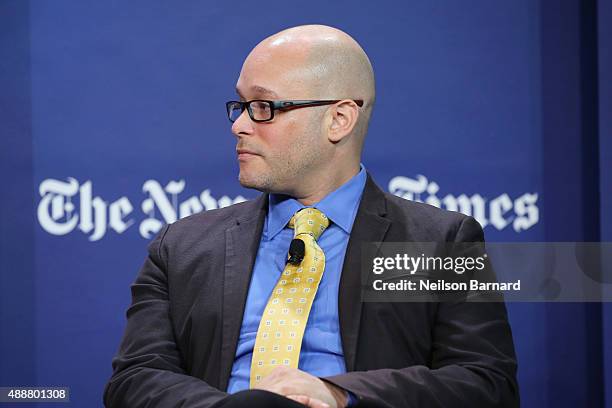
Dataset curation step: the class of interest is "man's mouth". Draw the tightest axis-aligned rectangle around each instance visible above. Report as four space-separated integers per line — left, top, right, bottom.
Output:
236 148 261 160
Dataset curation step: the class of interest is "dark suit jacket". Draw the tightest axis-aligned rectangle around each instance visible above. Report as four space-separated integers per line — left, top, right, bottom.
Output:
104 174 519 407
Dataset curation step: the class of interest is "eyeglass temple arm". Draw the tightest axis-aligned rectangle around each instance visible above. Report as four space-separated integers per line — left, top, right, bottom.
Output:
272 100 364 110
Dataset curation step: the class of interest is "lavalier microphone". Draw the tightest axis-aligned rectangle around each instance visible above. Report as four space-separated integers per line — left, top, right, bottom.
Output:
287 238 305 265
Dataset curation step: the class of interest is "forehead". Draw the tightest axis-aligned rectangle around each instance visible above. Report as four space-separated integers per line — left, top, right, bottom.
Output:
236 84 279 99
236 43 314 99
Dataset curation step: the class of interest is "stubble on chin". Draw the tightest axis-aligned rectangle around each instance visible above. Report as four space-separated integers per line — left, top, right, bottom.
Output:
238 168 274 193
237 155 288 194
237 141 320 195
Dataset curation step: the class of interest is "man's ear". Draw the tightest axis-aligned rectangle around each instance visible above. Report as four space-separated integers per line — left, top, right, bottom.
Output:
328 100 360 143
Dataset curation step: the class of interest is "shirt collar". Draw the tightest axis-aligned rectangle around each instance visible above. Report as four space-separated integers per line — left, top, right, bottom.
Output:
266 164 367 239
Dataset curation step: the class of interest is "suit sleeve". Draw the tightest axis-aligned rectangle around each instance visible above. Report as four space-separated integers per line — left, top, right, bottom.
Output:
103 225 227 408
324 216 519 408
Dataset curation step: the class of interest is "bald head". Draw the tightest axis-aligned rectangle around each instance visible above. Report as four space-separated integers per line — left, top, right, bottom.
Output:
260 25 374 105
242 25 375 138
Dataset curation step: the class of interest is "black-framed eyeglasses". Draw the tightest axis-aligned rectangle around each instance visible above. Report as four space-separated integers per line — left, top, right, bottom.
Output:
225 99 364 123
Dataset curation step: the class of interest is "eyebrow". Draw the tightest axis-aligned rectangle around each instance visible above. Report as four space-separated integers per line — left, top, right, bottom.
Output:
235 85 279 99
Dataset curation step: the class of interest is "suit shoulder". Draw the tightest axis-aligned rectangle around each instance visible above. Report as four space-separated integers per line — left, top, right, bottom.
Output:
163 197 263 240
178 198 259 224
382 192 481 241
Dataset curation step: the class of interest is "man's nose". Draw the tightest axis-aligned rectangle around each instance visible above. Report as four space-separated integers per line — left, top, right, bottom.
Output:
231 109 254 137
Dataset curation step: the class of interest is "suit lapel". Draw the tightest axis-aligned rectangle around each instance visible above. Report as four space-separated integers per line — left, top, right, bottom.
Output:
339 174 391 371
219 194 267 390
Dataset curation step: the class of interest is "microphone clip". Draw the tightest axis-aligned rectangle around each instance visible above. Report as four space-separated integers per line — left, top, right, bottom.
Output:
287 238 305 265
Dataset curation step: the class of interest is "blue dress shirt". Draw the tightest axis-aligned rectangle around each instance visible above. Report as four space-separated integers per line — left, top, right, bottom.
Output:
227 165 367 399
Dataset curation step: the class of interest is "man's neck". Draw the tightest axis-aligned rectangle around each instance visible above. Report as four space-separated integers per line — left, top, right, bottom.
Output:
291 164 361 206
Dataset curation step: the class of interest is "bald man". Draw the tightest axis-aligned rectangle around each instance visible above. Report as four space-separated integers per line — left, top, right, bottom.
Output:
104 25 518 408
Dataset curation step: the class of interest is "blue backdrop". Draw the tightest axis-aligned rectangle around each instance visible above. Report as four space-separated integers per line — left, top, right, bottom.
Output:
1 1 610 407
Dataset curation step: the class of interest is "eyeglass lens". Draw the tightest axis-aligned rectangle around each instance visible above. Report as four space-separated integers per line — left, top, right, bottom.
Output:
228 101 273 122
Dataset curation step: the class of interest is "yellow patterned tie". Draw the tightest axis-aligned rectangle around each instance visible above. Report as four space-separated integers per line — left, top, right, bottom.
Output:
250 208 330 387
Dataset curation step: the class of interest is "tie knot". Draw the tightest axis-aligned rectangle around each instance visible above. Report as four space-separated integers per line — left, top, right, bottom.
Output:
288 208 329 241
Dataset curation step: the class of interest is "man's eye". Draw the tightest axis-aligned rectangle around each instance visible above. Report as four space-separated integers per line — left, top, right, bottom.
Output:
252 102 270 111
